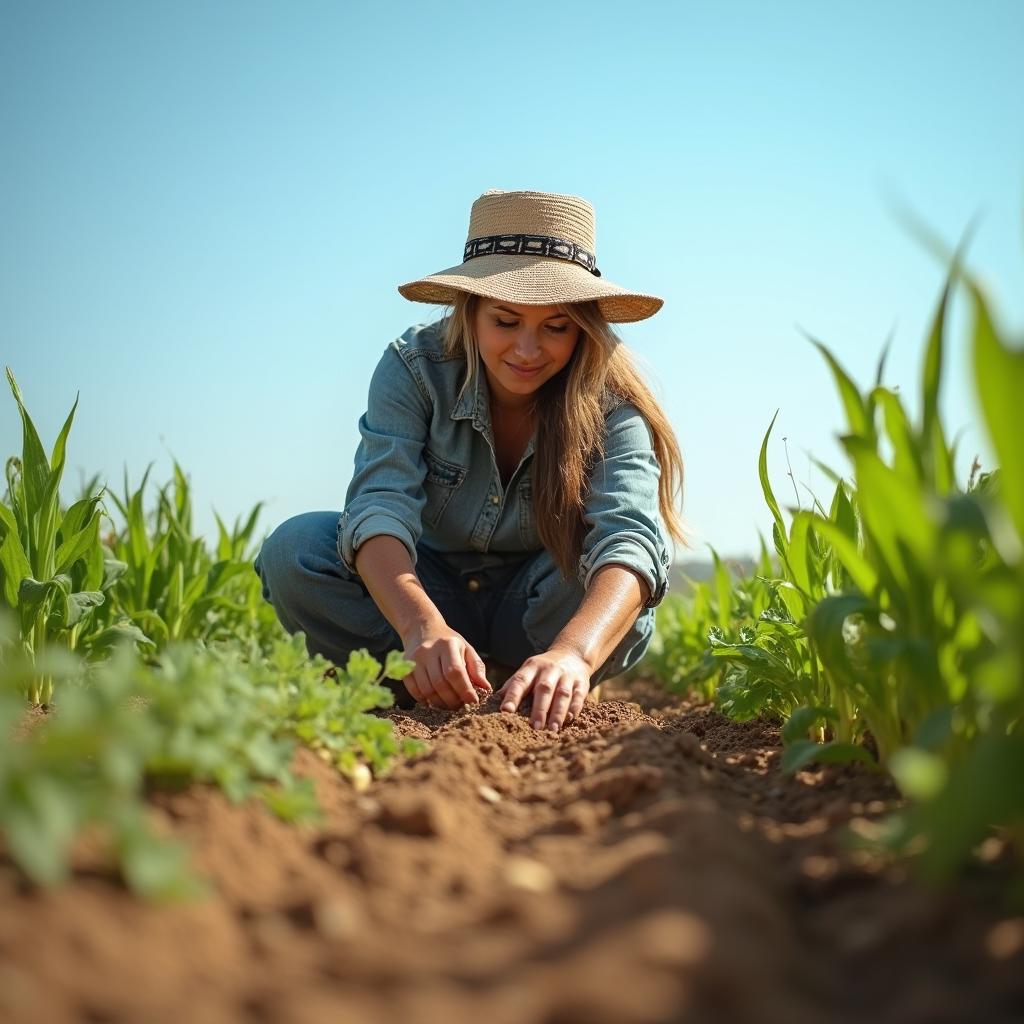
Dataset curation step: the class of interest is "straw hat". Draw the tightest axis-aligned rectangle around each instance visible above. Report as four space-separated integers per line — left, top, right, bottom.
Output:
397 189 663 323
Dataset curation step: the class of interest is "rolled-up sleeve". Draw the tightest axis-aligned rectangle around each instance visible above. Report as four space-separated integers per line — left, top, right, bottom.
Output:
578 402 672 608
338 343 431 572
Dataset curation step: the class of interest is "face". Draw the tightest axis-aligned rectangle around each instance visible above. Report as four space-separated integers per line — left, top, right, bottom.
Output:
473 301 581 408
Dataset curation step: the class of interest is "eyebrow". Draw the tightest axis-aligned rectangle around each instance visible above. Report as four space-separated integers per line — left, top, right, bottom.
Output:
490 304 570 321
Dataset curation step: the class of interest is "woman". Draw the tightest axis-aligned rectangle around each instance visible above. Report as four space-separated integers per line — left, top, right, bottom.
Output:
254 189 684 733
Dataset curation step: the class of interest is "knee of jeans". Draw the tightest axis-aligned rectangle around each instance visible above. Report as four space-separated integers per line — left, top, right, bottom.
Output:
255 512 346 604
254 519 295 599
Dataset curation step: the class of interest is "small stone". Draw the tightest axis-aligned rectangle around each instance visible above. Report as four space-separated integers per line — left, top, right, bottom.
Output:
349 764 372 792
478 784 502 804
504 856 556 893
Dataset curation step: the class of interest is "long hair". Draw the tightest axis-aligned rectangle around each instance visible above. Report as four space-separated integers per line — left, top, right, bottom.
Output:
443 292 686 578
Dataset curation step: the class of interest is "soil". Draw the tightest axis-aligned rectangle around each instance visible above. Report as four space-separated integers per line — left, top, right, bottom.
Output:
1 678 1022 1024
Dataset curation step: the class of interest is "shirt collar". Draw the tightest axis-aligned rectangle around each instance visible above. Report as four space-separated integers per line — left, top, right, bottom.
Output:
450 367 483 423
450 368 536 461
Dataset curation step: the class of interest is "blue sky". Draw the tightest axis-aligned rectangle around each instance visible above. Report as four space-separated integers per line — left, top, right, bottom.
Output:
2 0 1022 560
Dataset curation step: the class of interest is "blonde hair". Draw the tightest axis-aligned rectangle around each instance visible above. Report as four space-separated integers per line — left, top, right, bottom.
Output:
443 292 685 579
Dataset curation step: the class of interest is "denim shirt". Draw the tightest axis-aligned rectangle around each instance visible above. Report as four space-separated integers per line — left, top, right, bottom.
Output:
338 319 672 608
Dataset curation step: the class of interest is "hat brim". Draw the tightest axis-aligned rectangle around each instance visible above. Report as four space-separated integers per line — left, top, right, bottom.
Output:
397 255 663 323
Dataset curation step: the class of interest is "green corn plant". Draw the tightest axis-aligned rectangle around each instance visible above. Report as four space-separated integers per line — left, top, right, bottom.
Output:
0 370 146 702
700 248 999 773
645 212 1021 883
875 261 1024 883
701 423 873 760
211 505 286 653
103 462 279 650
766 233 1023 887
784 254 973 768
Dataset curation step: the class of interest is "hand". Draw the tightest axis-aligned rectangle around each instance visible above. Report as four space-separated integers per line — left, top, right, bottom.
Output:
401 622 492 710
498 648 592 732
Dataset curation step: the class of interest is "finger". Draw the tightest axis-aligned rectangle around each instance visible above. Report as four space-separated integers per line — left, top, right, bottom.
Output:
465 646 492 694
440 646 478 705
546 679 577 732
403 669 429 705
500 666 536 714
529 668 563 730
426 657 463 710
565 686 588 725
421 687 446 711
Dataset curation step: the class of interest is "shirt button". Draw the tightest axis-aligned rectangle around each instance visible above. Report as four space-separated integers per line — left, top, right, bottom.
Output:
490 495 500 505
467 577 481 592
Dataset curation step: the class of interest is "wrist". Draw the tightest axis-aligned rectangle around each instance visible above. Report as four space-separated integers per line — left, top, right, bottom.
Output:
547 640 597 674
398 609 447 648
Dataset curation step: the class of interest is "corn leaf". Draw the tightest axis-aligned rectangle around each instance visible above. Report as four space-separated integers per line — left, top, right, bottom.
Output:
759 412 795 580
0 505 32 607
970 281 1024 540
805 337 873 442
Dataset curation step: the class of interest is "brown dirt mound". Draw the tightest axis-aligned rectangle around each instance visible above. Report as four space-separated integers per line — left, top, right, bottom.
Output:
1 682 1022 1024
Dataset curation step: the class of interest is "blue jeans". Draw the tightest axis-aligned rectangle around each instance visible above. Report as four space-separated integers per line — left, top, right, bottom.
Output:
253 512 654 704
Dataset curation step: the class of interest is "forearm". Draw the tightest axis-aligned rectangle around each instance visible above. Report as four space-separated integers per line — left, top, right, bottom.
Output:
353 535 444 643
355 535 489 706
550 563 651 673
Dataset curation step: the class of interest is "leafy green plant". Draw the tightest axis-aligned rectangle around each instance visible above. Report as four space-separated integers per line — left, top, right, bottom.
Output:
0 613 199 899
1 610 423 899
643 546 777 700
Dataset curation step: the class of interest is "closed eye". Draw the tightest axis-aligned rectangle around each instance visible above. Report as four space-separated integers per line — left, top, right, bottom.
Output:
495 318 569 333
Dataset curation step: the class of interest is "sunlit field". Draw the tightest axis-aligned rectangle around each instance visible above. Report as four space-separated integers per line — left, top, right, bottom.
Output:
2 219 1022 1020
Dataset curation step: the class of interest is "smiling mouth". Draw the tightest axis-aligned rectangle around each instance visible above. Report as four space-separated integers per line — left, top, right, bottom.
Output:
505 362 545 375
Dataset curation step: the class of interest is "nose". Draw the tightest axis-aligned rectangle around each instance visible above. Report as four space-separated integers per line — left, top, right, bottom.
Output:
513 328 542 360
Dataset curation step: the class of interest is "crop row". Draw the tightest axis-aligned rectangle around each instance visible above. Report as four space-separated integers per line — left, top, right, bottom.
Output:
0 383 421 896
646 233 1023 888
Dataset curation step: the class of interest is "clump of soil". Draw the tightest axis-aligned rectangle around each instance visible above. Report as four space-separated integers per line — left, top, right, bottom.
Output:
1 680 1022 1024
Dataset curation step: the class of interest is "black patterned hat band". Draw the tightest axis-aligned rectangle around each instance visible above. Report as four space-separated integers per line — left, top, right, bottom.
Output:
463 233 601 277
396 189 665 324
